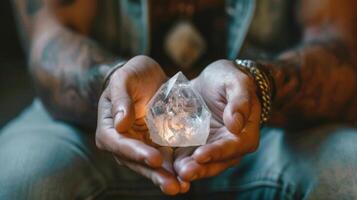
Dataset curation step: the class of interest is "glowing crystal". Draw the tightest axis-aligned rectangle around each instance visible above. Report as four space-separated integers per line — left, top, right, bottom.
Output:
146 72 211 147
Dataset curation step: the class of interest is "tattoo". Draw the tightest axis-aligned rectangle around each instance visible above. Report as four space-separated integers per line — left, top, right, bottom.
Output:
13 0 119 128
26 0 42 15
264 38 357 126
30 28 118 127
26 0 75 15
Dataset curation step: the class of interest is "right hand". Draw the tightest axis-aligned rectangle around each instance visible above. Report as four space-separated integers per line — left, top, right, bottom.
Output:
95 55 189 195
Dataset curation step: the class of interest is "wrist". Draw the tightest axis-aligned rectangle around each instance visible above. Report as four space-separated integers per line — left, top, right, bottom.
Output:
255 61 277 101
101 60 127 92
233 59 275 125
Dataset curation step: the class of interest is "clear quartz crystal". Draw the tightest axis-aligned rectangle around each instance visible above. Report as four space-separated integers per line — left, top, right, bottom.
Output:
146 72 211 147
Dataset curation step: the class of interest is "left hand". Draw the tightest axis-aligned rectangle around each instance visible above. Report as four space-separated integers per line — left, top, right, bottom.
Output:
174 60 261 182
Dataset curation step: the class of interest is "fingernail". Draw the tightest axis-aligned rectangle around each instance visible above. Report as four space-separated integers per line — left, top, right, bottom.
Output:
180 180 189 188
160 185 164 192
191 174 198 181
201 156 211 163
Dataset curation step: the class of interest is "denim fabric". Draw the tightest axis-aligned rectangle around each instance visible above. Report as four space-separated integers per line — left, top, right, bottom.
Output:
92 0 257 59
93 0 298 62
226 0 256 59
1 100 357 199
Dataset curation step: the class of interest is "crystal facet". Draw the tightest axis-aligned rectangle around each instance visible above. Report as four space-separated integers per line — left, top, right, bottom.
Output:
146 72 211 147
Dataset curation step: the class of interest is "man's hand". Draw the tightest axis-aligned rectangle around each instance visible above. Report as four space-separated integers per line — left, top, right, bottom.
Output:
174 60 261 182
95 56 189 195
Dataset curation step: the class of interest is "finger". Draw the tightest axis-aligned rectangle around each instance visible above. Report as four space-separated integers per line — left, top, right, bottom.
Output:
173 147 198 181
121 55 167 118
117 158 181 196
98 127 163 168
223 82 252 134
202 158 240 178
174 155 240 182
158 147 174 173
240 95 261 153
109 69 136 133
172 147 193 193
192 134 242 164
96 90 163 167
193 96 261 164
159 147 191 194
96 89 115 139
174 147 196 159
178 176 191 194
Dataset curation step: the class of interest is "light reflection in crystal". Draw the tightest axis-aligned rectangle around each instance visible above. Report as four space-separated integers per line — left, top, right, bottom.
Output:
146 72 211 147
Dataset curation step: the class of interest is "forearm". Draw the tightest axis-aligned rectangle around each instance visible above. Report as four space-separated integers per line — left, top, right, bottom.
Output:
11 0 118 127
29 21 122 127
262 34 357 125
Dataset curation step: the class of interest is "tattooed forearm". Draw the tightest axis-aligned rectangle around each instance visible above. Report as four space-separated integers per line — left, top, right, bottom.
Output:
12 0 119 127
262 37 357 126
26 0 42 15
26 0 76 16
30 28 119 127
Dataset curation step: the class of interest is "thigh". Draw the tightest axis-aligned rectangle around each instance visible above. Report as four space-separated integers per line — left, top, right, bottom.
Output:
0 100 170 200
301 125 357 200
190 128 304 200
3 101 356 200
0 100 108 199
190 125 357 200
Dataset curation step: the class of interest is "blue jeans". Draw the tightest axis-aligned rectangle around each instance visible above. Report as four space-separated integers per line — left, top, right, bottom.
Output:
1 100 357 200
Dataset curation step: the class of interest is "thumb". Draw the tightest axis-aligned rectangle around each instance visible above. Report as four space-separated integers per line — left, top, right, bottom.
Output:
109 77 136 133
223 85 252 134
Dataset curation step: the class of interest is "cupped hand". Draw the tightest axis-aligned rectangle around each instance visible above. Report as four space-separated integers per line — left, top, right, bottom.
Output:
174 60 261 182
95 55 189 195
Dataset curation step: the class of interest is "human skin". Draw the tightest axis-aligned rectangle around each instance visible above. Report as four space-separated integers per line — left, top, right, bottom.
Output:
174 0 357 184
13 0 357 196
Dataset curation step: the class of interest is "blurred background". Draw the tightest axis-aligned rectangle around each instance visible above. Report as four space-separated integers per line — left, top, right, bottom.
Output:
0 0 34 128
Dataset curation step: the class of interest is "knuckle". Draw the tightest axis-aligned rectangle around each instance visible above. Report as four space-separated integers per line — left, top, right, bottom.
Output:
178 164 192 180
132 55 152 62
173 162 181 175
208 59 231 70
130 55 158 68
120 55 164 82
214 59 231 66
174 159 190 178
135 151 147 162
114 67 131 81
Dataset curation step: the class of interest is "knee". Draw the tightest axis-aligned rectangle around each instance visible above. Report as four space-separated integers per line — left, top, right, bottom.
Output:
0 131 97 199
313 126 357 169
308 126 357 199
